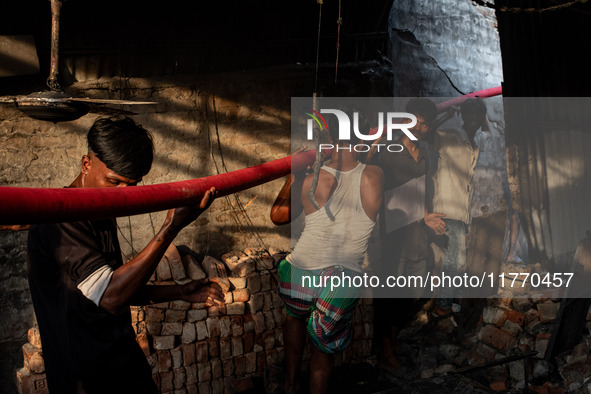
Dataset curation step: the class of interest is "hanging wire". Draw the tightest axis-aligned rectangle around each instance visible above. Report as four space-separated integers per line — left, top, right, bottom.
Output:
117 223 136 261
335 0 342 84
142 179 158 238
114 61 143 261
204 94 269 252
314 0 323 94
497 0 588 13
307 0 325 210
127 216 135 256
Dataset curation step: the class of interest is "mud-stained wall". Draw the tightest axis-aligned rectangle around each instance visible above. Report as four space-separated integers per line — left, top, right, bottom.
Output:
389 0 508 217
0 63 391 393
0 69 286 392
389 0 503 97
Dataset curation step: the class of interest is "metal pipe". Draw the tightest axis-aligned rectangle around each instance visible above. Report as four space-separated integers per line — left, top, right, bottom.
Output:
47 0 62 91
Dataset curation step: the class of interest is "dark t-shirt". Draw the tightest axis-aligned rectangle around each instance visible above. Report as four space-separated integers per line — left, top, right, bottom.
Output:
374 141 431 262
27 219 155 394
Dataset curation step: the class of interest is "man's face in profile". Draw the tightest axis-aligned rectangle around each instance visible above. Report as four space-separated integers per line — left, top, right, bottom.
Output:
81 152 140 188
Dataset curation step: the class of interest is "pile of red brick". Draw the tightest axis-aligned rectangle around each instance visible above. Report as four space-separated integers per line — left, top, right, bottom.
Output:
134 246 374 393
12 245 379 393
470 292 562 392
135 247 288 393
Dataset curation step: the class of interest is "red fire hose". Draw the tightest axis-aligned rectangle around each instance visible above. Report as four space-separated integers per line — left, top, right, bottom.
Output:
435 86 502 112
0 150 317 225
367 86 503 134
0 87 501 225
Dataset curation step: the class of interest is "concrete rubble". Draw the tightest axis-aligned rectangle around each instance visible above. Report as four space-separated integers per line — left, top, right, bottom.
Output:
15 247 591 393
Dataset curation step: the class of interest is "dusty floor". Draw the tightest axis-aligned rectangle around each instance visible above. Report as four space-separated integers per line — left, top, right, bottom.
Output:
259 361 491 394
245 297 574 393
258 302 494 394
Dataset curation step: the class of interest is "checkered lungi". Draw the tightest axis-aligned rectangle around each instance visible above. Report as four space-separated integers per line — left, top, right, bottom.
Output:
277 258 362 354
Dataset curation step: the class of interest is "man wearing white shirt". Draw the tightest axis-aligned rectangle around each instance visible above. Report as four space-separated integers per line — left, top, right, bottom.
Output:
428 99 484 315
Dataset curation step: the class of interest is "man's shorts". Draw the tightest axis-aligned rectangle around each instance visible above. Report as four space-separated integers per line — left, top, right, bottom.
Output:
277 258 363 354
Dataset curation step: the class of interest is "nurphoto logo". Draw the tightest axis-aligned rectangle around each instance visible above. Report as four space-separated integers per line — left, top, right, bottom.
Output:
305 109 417 153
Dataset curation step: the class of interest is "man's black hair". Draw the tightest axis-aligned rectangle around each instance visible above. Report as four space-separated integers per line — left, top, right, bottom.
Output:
405 98 437 123
460 98 487 120
87 116 154 180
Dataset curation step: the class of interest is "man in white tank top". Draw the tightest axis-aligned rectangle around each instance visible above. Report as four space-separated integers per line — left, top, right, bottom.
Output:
270 109 383 394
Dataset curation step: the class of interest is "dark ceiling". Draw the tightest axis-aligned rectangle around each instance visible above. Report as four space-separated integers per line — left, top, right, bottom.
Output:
3 0 590 96
0 0 394 91
496 0 591 96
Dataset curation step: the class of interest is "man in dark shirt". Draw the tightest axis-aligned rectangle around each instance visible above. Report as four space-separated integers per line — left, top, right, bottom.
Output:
27 116 224 394
366 98 445 368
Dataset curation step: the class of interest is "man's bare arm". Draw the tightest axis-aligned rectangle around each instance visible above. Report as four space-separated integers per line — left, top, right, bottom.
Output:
270 148 308 225
270 174 305 225
360 165 384 221
425 210 446 235
130 279 223 307
100 187 218 314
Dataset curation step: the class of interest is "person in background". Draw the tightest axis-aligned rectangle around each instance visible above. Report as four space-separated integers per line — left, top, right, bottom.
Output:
365 98 446 368
427 99 484 316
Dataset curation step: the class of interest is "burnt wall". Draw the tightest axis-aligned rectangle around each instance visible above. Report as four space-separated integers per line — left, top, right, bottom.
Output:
389 0 503 97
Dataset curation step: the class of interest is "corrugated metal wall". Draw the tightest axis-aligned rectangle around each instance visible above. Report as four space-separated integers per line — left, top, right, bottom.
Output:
497 0 591 268
505 98 591 267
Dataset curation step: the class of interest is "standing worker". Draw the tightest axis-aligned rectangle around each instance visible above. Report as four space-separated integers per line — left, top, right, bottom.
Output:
27 116 224 393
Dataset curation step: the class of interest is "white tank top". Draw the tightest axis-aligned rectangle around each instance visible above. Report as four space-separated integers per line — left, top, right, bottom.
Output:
288 162 376 272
